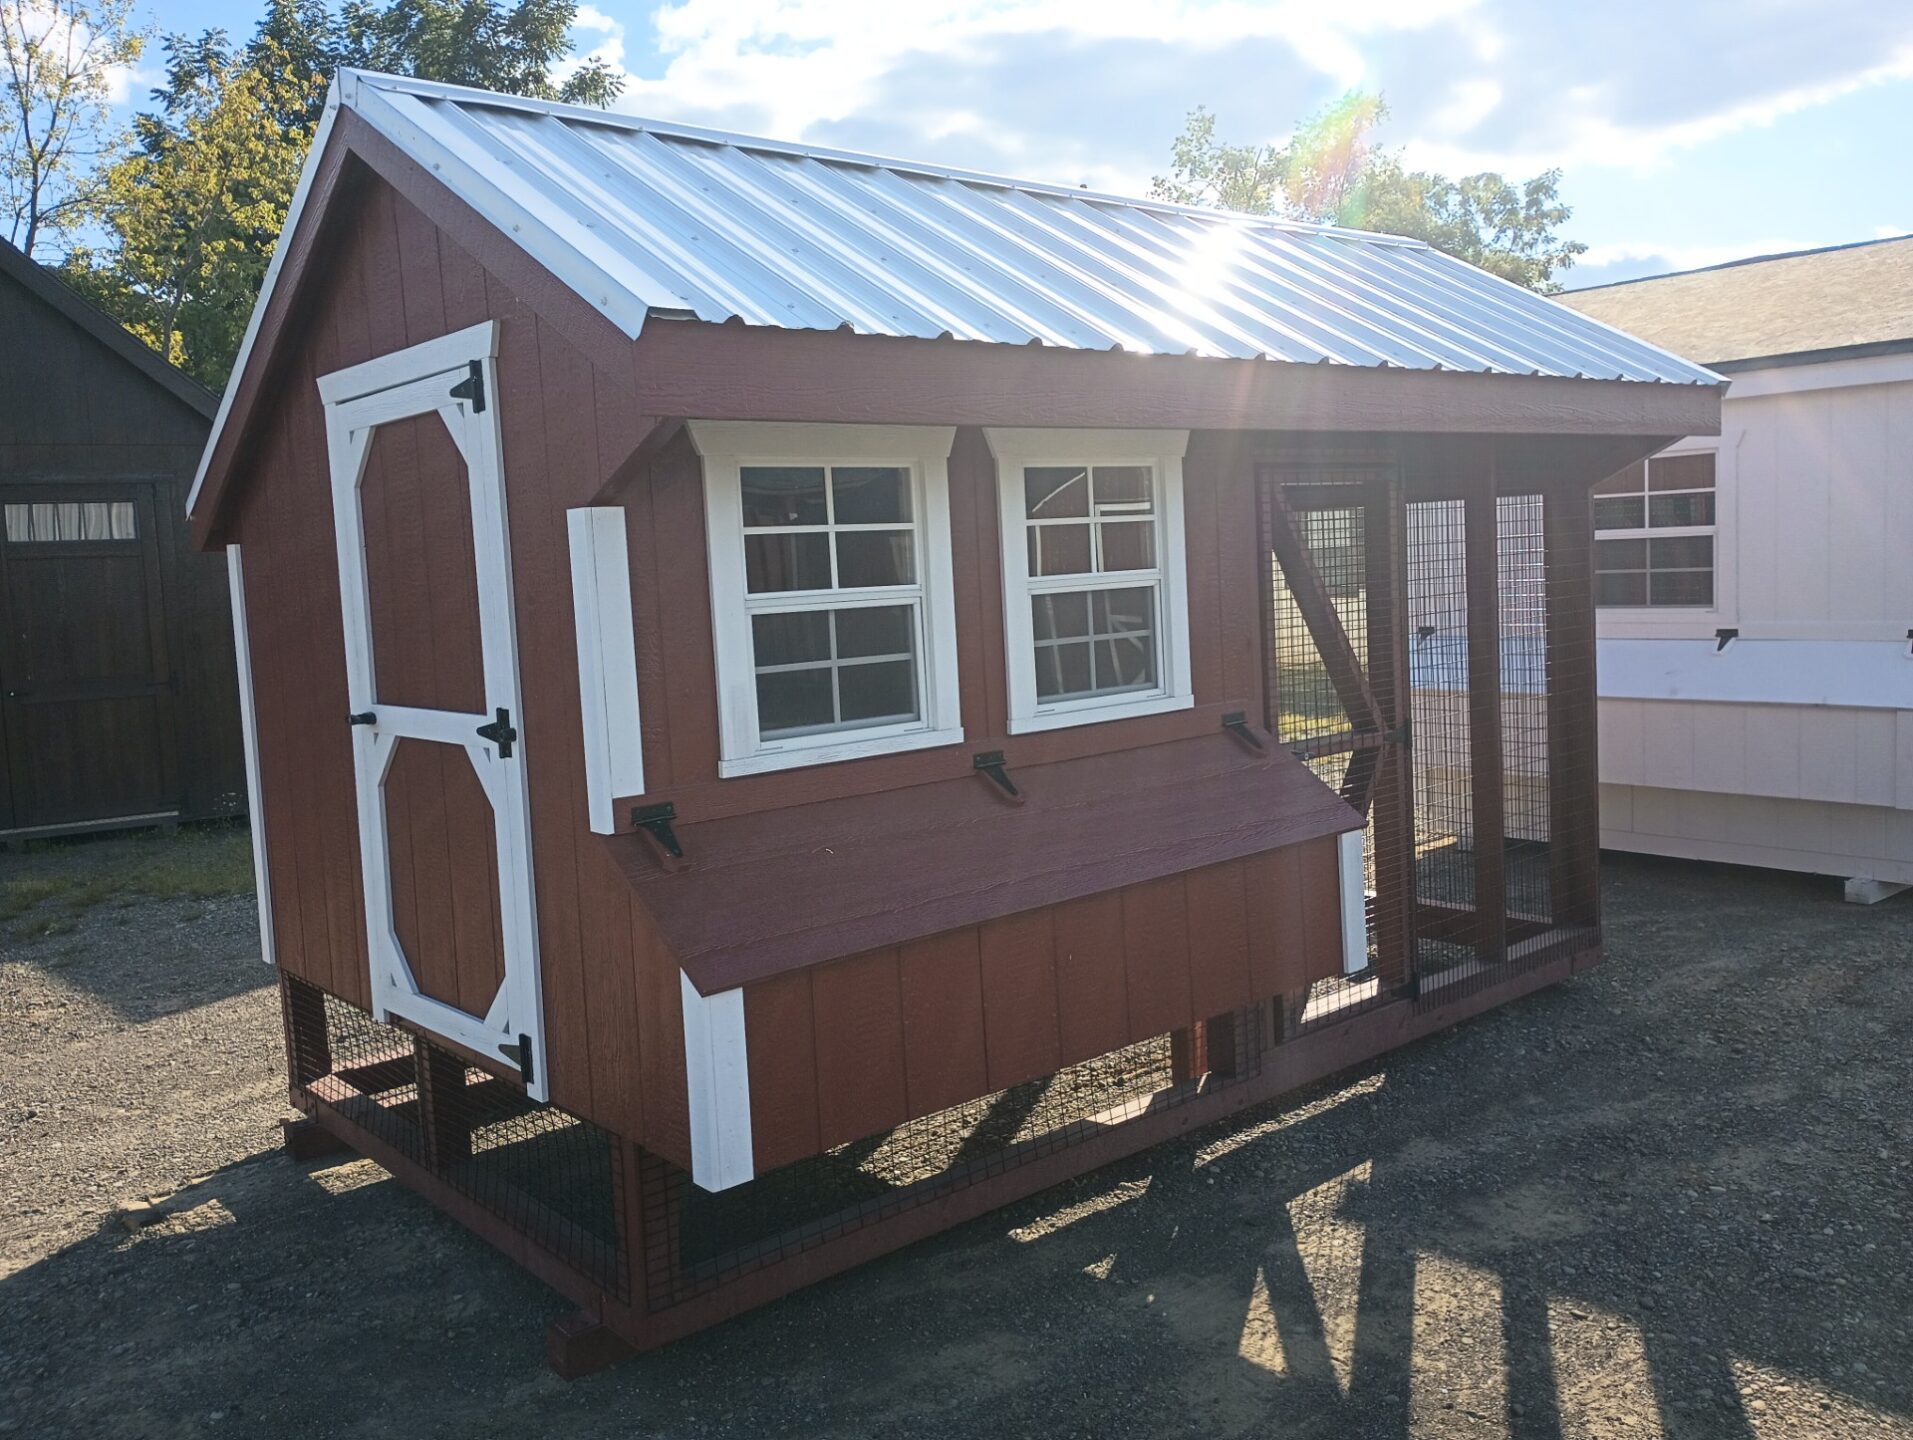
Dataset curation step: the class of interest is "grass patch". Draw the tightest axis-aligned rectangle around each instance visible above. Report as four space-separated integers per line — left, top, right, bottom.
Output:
0 824 254 938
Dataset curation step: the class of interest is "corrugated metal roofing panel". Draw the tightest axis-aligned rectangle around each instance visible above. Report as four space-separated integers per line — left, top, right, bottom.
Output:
339 69 1722 385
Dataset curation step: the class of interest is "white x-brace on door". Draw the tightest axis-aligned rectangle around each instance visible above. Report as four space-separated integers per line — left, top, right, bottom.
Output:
318 321 548 1100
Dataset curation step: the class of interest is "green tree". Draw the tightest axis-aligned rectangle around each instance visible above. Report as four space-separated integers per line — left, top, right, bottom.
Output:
63 33 322 381
66 0 623 384
1153 94 1586 292
0 0 143 257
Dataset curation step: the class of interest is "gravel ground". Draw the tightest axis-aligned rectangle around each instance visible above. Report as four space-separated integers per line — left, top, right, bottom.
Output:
1 835 1909 1439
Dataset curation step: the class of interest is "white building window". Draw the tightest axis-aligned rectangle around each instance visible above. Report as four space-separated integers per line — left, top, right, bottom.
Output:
691 422 962 777
986 428 1194 734
1593 451 1716 608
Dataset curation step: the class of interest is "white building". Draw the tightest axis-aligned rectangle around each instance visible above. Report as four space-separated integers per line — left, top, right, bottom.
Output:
1562 237 1913 901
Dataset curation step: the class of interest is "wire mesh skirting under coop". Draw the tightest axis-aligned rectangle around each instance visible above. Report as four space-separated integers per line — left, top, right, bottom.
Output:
639 1012 1272 1311
282 977 627 1298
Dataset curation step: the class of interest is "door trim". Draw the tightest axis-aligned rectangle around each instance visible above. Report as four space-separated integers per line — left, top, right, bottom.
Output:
320 321 548 1098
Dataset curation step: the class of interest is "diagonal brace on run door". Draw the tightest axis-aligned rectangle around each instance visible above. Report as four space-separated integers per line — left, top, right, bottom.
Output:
1266 488 1386 742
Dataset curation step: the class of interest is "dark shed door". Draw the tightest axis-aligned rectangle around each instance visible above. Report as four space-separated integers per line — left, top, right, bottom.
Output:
0 482 176 830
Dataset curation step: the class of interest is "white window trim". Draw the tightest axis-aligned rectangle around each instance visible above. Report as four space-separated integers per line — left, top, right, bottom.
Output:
689 421 963 778
985 427 1194 735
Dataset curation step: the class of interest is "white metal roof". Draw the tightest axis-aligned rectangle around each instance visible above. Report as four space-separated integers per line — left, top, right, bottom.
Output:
339 69 1718 383
188 69 1723 521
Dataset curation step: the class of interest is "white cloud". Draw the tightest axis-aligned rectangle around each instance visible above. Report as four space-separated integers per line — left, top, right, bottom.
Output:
576 0 1913 205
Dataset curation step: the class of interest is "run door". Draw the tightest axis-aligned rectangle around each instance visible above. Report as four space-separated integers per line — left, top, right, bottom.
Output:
319 322 547 1099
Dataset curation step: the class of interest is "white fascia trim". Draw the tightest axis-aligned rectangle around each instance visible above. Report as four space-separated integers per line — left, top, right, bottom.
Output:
690 421 963 776
567 509 646 831
227 546 276 966
1337 829 1368 976
1722 350 1913 400
187 82 346 520
680 971 755 1192
316 320 499 405
983 427 1195 735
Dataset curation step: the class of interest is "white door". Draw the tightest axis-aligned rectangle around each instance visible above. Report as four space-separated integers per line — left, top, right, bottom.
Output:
319 322 547 1100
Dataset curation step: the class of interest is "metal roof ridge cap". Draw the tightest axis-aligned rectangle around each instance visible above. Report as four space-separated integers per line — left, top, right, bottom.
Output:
340 68 1433 248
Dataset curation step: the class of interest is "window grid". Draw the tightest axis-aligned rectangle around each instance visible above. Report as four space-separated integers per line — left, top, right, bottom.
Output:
1022 465 1167 709
741 464 929 744
1594 452 1716 609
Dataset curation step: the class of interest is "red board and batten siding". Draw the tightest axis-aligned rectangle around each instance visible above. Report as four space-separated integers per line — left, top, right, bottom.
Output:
223 161 1342 1178
742 839 1347 1171
224 172 676 1149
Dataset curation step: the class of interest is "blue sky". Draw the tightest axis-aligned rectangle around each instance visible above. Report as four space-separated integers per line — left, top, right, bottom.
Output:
116 0 1913 288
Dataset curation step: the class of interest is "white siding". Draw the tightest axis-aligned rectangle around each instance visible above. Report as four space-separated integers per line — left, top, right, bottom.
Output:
1597 358 1913 880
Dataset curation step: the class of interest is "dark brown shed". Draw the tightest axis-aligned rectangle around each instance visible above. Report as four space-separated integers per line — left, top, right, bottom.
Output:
189 70 1722 1365
0 240 242 839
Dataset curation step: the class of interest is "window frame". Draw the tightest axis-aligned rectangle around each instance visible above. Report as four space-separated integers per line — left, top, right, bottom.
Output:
1593 448 1719 611
691 421 963 778
985 428 1194 734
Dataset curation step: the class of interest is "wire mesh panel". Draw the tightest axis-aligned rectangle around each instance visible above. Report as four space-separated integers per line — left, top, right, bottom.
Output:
282 977 628 1297
1497 494 1552 924
1405 498 1475 979
1269 505 1369 748
638 1012 1268 1310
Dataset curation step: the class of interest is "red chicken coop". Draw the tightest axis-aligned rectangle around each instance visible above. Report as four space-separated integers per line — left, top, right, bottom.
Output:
191 71 1722 1370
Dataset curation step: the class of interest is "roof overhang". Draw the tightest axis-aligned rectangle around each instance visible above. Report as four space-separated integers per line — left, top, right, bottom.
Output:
187 72 1724 545
627 318 1725 439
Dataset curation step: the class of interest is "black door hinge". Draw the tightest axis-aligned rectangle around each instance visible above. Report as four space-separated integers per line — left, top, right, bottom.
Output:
632 801 684 859
449 360 486 413
475 706 516 757
499 1032 534 1086
348 710 377 727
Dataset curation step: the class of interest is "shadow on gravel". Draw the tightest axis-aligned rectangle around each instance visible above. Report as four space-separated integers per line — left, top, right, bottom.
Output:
2 854 1909 1440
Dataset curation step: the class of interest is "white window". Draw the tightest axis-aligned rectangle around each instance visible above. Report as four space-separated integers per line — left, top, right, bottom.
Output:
4 500 136 542
986 428 1194 734
1593 451 1716 608
691 422 962 777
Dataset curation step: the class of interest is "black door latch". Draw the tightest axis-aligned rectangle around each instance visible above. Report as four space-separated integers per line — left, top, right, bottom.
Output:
448 360 486 413
348 710 377 726
475 706 516 757
499 1032 534 1087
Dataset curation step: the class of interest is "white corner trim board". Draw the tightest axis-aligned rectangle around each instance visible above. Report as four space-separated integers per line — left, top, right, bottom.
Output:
227 545 276 966
680 972 755 1192
567 508 646 832
1338 829 1368 976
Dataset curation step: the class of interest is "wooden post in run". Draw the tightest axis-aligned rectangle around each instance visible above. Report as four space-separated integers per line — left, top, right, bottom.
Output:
281 977 333 1089
1364 473 1415 993
414 1036 473 1169
1464 467 1508 968
1544 482 1601 929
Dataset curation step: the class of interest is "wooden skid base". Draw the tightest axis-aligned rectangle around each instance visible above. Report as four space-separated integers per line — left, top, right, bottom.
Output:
289 942 1596 1370
280 1116 353 1162
547 1311 635 1380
